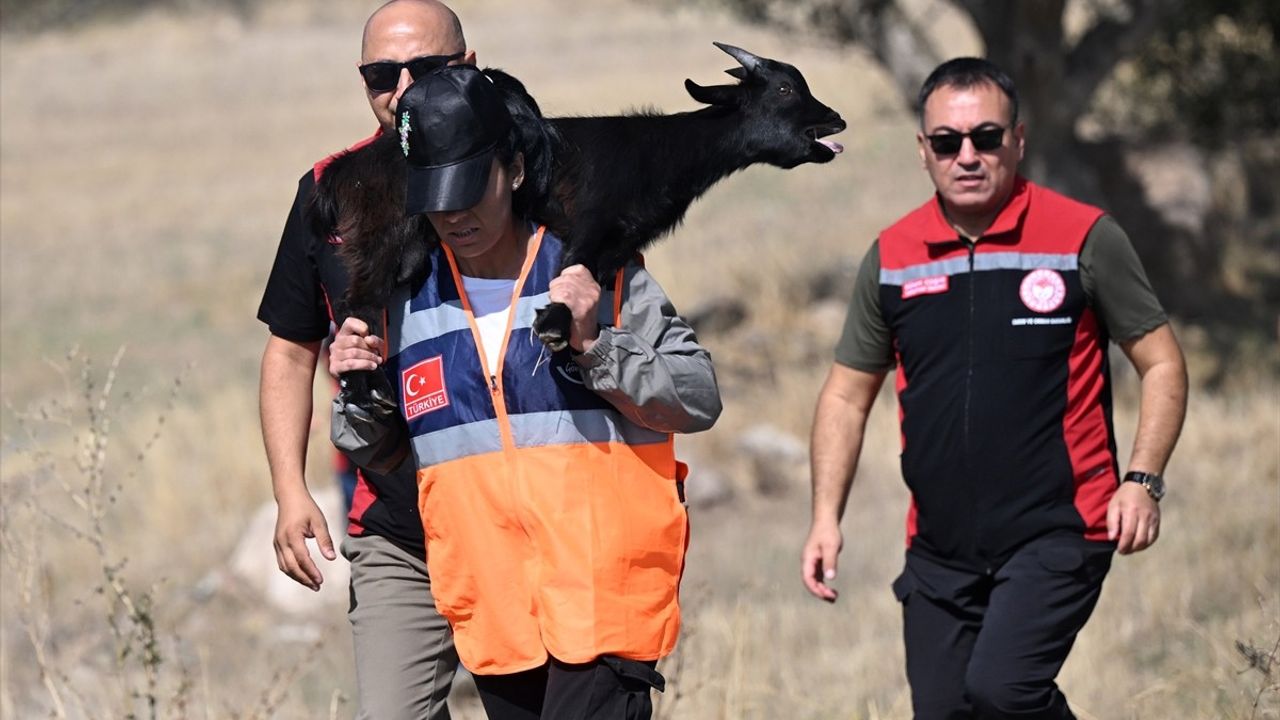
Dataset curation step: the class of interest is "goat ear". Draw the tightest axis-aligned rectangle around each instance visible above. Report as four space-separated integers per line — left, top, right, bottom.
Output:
685 78 741 106
724 67 748 80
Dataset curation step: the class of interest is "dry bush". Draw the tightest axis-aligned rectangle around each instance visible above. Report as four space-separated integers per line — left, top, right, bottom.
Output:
0 349 350 719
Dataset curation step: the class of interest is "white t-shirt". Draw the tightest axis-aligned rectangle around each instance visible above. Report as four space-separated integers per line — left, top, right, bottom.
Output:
460 274 517 378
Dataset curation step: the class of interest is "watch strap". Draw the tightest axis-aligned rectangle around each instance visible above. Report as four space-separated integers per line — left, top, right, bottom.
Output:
1122 471 1165 501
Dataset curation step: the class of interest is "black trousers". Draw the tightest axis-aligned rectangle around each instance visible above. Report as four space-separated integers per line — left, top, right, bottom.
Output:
472 655 665 720
893 532 1114 720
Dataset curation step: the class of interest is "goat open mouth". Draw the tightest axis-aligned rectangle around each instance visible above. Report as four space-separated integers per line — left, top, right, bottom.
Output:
806 125 845 154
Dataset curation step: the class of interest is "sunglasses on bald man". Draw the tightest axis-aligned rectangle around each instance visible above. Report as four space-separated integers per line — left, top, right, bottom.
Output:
359 52 465 93
925 126 1007 156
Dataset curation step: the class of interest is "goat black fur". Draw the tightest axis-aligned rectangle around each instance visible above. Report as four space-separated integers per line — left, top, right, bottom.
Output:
313 42 845 413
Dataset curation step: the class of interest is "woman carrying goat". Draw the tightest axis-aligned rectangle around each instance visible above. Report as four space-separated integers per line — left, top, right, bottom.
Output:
328 64 721 720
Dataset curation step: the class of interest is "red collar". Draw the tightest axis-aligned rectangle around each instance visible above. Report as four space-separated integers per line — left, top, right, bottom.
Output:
923 176 1031 245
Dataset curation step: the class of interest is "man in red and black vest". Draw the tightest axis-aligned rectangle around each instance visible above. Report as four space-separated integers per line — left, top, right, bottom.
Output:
802 58 1188 719
256 2 473 717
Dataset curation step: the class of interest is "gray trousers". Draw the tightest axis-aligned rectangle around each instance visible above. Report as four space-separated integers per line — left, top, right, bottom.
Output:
343 533 458 720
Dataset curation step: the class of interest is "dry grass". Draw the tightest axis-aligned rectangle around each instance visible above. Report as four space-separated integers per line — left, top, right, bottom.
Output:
1 0 1277 717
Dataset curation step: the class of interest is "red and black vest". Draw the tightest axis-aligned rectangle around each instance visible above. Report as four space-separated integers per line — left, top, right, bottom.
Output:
878 177 1115 568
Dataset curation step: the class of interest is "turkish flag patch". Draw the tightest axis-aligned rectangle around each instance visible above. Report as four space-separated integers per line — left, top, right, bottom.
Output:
401 356 449 420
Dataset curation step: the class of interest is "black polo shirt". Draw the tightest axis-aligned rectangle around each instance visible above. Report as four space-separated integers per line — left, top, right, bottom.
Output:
258 160 425 560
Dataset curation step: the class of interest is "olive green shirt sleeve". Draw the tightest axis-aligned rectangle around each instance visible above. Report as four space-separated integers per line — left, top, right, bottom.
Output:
834 241 895 372
1079 215 1169 342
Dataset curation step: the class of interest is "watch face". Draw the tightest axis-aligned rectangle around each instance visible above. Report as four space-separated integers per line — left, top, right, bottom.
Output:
1146 475 1166 500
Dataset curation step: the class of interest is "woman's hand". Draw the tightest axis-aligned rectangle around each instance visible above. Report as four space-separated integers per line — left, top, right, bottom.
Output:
549 265 602 353
329 317 385 376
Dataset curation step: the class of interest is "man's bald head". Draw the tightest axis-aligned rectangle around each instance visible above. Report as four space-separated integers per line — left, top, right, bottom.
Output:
358 0 474 130
362 0 465 63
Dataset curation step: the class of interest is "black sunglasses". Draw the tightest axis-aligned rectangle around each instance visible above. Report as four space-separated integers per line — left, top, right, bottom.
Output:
359 52 465 93
925 126 1007 156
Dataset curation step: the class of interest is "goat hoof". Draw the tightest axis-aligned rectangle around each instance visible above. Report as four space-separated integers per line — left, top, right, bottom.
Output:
533 302 574 353
537 330 569 353
339 370 399 419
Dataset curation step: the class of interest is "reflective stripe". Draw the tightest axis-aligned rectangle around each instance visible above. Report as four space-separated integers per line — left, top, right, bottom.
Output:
398 291 553 355
410 410 667 466
879 256 970 285
509 290 553 332
880 252 1078 286
510 409 669 449
412 419 505 466
974 252 1078 273
397 299 470 354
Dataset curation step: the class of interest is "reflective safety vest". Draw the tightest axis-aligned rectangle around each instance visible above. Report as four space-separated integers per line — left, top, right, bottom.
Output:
877 178 1114 567
383 226 688 675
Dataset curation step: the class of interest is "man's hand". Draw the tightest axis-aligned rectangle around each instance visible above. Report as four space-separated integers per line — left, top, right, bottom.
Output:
1107 481 1160 554
548 265 601 353
802 520 843 602
329 317 385 375
273 487 337 591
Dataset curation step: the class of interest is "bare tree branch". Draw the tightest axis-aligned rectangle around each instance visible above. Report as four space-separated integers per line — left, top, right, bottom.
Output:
864 1 945 108
723 0 941 111
811 0 942 109
954 0 1011 41
1064 0 1179 110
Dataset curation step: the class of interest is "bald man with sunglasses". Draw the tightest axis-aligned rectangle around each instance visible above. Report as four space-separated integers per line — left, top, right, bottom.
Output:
257 2 473 717
803 57 1187 719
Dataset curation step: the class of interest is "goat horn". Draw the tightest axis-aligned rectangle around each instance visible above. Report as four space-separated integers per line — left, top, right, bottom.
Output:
713 42 761 72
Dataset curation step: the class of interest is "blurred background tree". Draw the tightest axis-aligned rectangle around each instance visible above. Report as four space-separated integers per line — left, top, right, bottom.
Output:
694 0 1279 380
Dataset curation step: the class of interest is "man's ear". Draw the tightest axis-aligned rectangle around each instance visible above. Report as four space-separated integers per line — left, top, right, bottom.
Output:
916 131 928 169
684 79 742 107
463 49 477 66
1013 121 1026 162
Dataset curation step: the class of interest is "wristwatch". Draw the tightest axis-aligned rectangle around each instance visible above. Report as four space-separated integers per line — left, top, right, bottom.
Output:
1122 471 1166 502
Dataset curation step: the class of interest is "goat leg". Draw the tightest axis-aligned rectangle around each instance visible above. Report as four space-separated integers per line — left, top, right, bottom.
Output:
532 302 574 353
337 368 399 420
532 242 607 352
333 302 399 419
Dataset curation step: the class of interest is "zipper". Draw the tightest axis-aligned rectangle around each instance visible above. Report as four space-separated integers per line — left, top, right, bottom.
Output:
439 226 545 455
964 237 976 458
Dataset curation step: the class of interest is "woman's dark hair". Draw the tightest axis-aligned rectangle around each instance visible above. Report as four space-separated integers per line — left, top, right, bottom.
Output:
917 57 1019 127
483 68 561 223
308 68 562 265
306 67 565 309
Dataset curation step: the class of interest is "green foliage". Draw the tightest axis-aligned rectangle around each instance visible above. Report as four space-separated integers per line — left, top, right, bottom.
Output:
1108 0 1279 146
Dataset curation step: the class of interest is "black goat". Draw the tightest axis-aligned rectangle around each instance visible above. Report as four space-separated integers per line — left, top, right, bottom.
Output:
529 42 845 349
313 43 844 411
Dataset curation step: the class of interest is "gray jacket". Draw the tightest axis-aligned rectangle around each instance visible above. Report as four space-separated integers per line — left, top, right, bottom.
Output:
333 263 721 474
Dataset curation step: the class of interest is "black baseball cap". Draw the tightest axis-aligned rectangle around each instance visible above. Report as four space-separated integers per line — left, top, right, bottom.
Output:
398 65 513 215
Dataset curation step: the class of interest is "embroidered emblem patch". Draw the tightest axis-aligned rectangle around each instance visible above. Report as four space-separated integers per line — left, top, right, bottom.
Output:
399 110 412 156
902 275 949 299
1019 269 1067 313
402 356 449 420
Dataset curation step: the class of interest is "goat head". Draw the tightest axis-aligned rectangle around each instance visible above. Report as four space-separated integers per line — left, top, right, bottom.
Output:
684 42 846 169
531 42 847 350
